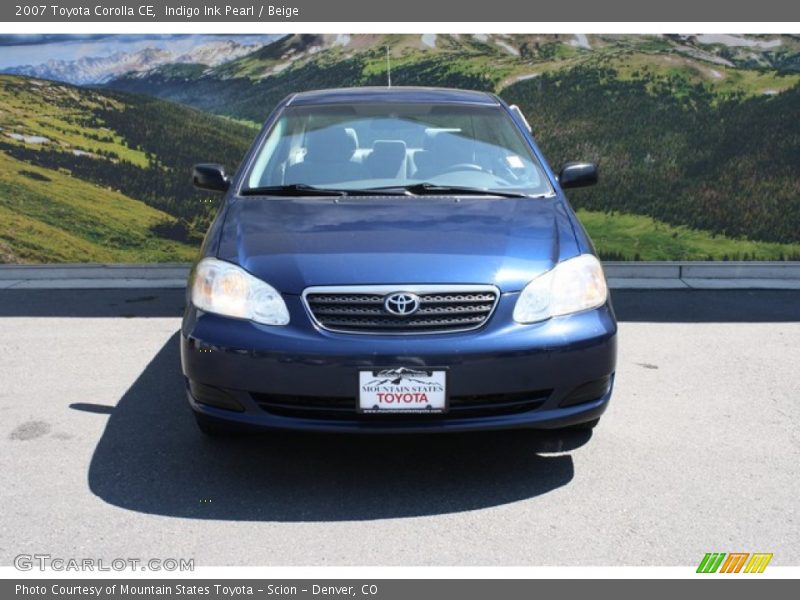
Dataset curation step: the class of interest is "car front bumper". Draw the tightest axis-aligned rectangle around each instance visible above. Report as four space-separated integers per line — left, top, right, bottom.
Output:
180 294 617 433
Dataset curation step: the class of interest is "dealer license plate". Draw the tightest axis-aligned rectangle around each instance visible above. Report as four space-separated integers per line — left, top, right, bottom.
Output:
358 368 447 413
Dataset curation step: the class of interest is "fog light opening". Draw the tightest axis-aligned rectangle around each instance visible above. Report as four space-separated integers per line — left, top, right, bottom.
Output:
559 375 613 408
188 380 245 412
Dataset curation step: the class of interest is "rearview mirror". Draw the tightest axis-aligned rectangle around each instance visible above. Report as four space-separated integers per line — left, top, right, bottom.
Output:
193 163 230 192
558 162 598 189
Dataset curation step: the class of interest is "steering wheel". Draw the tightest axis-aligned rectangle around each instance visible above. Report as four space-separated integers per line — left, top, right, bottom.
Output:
440 163 488 174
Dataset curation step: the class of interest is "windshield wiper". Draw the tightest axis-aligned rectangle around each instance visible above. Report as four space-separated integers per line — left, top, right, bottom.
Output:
240 184 347 197
366 183 531 198
240 184 410 197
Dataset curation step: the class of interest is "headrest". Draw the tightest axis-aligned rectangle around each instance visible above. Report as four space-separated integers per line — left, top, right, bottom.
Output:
371 140 407 159
305 127 357 162
423 128 461 150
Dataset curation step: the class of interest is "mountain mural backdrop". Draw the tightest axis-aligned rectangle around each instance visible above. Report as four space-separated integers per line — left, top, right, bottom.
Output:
0 33 799 263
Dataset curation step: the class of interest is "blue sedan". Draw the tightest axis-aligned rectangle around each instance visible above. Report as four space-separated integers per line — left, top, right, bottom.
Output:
181 87 617 435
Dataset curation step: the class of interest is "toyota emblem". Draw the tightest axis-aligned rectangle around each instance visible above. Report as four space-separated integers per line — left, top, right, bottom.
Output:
384 292 421 317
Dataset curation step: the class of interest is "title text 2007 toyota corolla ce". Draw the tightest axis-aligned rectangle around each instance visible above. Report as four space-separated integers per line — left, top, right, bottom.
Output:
181 87 617 435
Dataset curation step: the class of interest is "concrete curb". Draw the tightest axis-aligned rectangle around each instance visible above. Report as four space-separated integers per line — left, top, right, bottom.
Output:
1 262 799 290
605 261 800 289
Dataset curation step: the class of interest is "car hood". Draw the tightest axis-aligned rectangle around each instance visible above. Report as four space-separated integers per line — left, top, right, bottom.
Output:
216 196 580 294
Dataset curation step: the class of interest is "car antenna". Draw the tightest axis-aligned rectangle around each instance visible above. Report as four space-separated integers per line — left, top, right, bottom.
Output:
386 46 392 88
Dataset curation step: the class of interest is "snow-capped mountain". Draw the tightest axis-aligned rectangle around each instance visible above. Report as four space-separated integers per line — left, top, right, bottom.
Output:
3 40 265 85
174 40 260 67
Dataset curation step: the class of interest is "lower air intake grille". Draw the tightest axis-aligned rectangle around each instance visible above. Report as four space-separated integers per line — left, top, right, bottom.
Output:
303 285 500 334
252 389 550 420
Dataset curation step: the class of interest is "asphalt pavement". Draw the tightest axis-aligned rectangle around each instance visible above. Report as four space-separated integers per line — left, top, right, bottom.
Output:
0 289 798 566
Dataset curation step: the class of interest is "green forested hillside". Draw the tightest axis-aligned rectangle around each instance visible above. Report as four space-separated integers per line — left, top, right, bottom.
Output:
502 67 800 246
0 152 193 263
0 75 255 262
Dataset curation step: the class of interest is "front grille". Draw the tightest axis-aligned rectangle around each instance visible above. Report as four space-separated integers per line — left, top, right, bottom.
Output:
303 285 500 334
252 389 550 420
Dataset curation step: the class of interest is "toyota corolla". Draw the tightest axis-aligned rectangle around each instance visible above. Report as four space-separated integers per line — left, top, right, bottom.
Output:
181 87 617 435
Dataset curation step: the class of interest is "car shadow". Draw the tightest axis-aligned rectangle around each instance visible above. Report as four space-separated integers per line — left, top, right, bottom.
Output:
611 289 800 322
0 289 186 318
86 332 587 521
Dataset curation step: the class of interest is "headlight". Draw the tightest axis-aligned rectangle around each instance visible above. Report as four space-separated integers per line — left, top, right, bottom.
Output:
513 254 608 323
191 258 290 326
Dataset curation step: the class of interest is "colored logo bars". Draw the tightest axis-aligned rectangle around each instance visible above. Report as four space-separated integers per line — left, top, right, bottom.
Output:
697 553 773 573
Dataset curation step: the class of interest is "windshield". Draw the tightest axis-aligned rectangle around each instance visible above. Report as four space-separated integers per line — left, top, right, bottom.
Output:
243 102 553 196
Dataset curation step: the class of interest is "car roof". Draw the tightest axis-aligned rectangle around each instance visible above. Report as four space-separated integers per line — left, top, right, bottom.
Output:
286 87 500 107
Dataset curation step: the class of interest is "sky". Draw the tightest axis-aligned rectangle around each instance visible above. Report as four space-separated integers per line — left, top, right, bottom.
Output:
0 34 280 69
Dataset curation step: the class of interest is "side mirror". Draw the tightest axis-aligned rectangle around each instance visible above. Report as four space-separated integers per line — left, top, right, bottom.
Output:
193 163 230 192
558 162 598 189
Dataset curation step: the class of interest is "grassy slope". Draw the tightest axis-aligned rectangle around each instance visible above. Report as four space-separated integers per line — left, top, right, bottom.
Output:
0 75 202 263
0 148 197 263
577 210 800 261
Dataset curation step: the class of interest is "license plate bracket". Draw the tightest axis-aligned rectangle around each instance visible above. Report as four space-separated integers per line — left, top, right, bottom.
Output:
358 368 448 413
